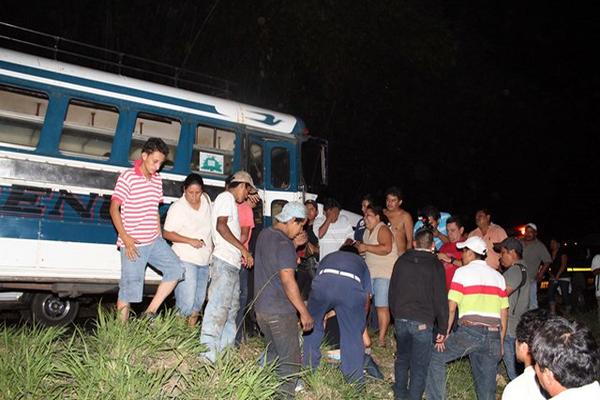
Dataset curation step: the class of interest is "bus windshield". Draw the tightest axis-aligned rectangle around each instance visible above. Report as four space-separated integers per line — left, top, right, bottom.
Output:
301 137 328 194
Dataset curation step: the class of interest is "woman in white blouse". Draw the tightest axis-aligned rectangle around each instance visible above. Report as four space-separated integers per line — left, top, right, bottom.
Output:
163 173 213 326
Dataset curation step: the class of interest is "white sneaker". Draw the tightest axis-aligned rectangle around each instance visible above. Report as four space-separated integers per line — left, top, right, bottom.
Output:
295 379 305 393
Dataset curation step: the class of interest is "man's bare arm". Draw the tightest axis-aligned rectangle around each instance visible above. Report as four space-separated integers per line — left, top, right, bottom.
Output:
110 200 139 260
239 226 251 247
216 216 253 267
500 307 508 356
404 213 414 249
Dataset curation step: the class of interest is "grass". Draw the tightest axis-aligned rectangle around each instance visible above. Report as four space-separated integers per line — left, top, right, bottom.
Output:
1 306 598 399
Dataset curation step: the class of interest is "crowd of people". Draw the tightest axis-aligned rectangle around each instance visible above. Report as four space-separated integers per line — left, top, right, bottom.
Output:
110 137 600 399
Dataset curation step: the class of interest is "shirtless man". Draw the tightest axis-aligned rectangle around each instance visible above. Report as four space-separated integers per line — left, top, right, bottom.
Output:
383 186 413 254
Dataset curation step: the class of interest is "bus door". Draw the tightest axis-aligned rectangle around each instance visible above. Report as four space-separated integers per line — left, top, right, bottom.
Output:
246 135 298 225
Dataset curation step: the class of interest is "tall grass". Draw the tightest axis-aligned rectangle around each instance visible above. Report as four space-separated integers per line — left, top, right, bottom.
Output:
0 324 66 400
8 306 599 399
0 307 282 400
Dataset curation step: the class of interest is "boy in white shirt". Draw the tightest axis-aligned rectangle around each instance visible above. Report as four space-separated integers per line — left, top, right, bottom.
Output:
502 308 549 400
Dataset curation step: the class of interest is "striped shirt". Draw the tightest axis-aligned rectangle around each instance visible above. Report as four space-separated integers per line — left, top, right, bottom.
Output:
448 259 509 326
111 159 163 247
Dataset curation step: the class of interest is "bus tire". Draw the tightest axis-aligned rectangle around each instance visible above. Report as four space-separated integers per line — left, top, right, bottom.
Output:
30 293 79 326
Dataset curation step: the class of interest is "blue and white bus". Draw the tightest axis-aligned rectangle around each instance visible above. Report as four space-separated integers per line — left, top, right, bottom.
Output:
0 44 355 325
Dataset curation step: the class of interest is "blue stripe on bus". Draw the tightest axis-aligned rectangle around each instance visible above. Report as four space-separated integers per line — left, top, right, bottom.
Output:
0 60 225 119
0 215 117 244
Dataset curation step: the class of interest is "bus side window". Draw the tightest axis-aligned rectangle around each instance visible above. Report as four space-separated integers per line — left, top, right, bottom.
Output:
192 125 235 176
271 146 290 189
59 99 118 160
0 85 48 149
129 113 180 168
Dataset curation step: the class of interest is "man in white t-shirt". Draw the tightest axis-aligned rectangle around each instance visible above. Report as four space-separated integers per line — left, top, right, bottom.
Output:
313 198 354 260
532 316 600 399
199 171 255 362
502 308 549 400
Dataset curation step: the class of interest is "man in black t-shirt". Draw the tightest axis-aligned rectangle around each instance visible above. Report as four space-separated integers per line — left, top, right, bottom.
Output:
253 202 314 398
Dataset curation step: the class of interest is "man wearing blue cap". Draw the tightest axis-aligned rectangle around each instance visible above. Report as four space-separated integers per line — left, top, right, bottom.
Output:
253 201 314 398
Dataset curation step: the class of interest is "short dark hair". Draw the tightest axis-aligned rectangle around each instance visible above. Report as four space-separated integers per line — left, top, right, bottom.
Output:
419 205 441 221
183 173 204 191
366 205 388 224
385 186 403 200
515 308 550 350
304 199 317 208
323 198 341 211
339 244 359 255
414 228 434 250
475 207 491 217
361 193 374 204
446 216 463 229
142 137 170 157
532 317 600 389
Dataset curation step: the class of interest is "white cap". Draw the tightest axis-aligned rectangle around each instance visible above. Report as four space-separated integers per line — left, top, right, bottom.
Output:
526 222 538 231
457 236 487 256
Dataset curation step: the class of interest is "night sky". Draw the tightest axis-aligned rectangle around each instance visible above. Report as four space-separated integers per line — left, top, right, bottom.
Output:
3 1 599 241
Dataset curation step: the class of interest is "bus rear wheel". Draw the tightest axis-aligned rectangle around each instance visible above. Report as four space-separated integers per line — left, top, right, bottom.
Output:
30 293 79 326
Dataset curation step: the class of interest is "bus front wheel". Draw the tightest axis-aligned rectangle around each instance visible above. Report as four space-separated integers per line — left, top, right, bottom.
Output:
30 293 79 326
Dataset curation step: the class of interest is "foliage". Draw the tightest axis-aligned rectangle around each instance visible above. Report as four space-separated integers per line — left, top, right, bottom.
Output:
0 324 66 399
8 307 600 399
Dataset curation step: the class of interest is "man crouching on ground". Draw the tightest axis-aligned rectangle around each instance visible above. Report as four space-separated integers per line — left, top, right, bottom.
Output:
253 202 314 398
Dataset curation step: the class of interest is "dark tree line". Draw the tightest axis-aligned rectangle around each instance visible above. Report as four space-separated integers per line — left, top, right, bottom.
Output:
3 0 599 237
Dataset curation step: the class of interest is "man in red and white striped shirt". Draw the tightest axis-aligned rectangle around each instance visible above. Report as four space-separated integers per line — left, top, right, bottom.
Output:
110 138 184 322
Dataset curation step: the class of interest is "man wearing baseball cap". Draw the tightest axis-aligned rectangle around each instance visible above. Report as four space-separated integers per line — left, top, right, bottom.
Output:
495 237 530 381
426 236 509 400
520 223 551 310
200 171 256 362
253 202 314 397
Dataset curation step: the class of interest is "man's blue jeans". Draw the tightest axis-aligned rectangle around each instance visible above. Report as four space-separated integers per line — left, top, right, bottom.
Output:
425 324 502 400
529 281 538 309
174 261 209 316
256 312 301 399
199 257 240 362
393 318 434 400
235 266 250 345
502 334 518 381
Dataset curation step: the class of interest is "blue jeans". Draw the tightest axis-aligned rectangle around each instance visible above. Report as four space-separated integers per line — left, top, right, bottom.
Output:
372 278 390 307
394 319 434 400
118 236 184 303
199 257 240 362
303 276 367 384
529 281 538 309
174 261 209 316
235 266 250 345
502 334 518 381
256 312 301 399
426 324 502 400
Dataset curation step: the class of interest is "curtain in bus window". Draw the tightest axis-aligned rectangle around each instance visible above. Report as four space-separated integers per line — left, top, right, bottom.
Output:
59 99 118 160
130 113 181 168
0 85 48 149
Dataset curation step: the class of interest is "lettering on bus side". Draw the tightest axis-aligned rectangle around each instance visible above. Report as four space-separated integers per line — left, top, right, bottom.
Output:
0 185 112 222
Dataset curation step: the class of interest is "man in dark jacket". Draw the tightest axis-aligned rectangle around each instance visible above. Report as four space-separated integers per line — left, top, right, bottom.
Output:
389 228 448 400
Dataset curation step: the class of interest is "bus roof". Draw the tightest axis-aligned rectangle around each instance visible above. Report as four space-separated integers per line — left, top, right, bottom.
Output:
0 48 304 137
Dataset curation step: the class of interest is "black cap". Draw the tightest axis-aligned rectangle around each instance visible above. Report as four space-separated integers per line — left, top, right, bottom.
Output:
493 237 523 254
